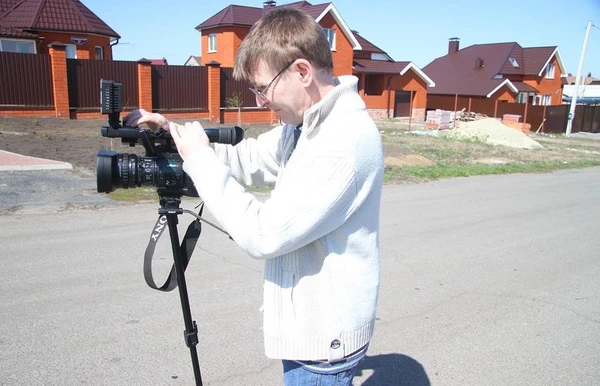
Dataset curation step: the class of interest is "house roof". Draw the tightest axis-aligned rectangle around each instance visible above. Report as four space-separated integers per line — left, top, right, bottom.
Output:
195 1 360 50
0 20 36 37
512 81 538 93
353 59 435 87
196 1 326 29
424 41 565 97
563 75 599 85
0 0 120 39
149 58 168 65
352 30 388 56
353 58 409 73
184 55 201 65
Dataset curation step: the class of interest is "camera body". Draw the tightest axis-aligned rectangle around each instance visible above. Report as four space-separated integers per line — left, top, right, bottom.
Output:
96 80 243 197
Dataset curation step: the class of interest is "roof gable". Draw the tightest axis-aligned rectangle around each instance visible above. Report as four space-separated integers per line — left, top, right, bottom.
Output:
353 59 435 87
0 0 119 38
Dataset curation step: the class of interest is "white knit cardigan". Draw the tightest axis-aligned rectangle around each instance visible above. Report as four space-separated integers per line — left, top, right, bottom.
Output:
183 76 384 361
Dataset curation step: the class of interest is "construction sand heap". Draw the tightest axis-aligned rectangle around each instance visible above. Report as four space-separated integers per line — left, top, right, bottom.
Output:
444 118 543 150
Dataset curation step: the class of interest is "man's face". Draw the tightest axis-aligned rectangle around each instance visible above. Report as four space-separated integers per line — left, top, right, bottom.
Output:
250 60 308 125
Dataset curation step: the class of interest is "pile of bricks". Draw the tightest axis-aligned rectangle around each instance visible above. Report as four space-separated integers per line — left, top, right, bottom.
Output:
426 109 453 129
502 114 531 134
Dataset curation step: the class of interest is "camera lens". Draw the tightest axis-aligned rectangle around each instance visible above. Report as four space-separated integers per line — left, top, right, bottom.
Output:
96 150 140 192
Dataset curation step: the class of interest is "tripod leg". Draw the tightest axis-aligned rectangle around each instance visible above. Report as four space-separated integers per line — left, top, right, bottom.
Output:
166 213 203 386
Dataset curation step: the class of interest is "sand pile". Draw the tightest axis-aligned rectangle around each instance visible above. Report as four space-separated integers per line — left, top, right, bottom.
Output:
444 118 543 149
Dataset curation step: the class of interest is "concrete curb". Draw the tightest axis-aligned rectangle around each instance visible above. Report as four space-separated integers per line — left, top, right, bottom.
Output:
0 150 73 172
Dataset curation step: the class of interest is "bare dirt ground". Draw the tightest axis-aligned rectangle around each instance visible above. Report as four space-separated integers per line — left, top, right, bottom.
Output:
1 116 599 174
0 117 112 172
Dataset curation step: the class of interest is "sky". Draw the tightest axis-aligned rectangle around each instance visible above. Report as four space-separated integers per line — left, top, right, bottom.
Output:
85 0 600 77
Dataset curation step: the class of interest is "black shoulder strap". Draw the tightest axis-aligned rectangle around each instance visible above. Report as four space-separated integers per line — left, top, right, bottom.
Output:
143 205 203 292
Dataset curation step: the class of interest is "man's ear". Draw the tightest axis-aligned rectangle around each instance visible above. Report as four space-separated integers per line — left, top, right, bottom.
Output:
294 59 312 87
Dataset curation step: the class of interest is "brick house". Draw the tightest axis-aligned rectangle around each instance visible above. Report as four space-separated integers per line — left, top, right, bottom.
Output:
195 0 432 120
424 38 566 109
0 0 119 60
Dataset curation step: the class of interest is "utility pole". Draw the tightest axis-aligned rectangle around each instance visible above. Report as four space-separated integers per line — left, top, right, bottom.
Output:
565 20 594 137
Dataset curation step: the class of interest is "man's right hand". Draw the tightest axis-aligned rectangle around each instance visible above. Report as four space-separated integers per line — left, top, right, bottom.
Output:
124 109 169 131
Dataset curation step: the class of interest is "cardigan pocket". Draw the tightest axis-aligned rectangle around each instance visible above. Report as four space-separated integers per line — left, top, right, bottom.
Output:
281 270 296 322
264 269 297 332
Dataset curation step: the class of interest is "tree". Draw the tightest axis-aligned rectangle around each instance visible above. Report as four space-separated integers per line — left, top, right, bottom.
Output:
225 92 244 126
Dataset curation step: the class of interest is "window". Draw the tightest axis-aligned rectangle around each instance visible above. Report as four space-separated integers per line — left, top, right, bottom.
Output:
0 39 35 53
516 92 528 104
509 58 519 68
545 63 555 79
542 94 552 106
323 28 336 50
493 74 503 79
208 33 217 53
65 44 77 59
95 46 104 60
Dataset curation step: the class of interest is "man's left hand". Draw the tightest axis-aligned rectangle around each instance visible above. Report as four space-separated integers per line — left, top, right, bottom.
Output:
169 121 210 161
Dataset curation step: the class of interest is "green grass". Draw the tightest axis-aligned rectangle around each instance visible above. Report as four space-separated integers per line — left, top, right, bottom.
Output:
384 159 600 183
107 187 157 201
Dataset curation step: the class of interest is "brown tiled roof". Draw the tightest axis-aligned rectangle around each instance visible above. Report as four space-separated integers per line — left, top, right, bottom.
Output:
195 5 262 29
522 47 558 75
352 30 386 54
353 59 409 74
0 20 36 37
0 0 20 15
424 41 560 96
512 81 538 93
0 0 119 39
196 1 331 30
353 59 435 87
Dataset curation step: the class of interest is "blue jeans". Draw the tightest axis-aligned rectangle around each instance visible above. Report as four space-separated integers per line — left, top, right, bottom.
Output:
282 360 358 386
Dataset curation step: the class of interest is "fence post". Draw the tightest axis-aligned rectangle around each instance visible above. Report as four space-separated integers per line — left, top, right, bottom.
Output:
453 93 458 129
48 42 70 118
468 97 472 117
206 61 222 123
137 59 152 112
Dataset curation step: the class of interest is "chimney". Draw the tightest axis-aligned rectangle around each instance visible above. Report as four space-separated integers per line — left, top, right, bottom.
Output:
448 37 460 55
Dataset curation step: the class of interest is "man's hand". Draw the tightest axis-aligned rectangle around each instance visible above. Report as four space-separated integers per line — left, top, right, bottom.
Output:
124 109 169 131
169 121 210 161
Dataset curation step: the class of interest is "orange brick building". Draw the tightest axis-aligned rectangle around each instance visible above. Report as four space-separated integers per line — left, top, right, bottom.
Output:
196 1 433 120
0 0 119 60
424 38 566 108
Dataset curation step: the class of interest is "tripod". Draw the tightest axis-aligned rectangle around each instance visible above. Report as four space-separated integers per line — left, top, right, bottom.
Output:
144 194 231 385
143 195 205 385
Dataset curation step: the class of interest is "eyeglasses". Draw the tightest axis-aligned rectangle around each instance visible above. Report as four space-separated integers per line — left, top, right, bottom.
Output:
249 61 295 99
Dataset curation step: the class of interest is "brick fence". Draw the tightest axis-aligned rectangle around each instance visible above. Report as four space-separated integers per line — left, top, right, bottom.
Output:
0 43 276 124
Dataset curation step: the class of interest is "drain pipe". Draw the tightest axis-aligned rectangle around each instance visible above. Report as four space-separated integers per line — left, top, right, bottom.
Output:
110 39 119 58
386 76 392 118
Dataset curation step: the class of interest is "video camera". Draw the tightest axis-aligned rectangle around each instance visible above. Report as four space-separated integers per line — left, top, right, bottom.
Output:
96 79 244 197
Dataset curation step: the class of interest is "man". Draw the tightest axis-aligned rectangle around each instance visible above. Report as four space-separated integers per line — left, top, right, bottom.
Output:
126 8 383 385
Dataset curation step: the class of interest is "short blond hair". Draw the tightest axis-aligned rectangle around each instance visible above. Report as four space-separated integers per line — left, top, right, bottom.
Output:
233 8 333 80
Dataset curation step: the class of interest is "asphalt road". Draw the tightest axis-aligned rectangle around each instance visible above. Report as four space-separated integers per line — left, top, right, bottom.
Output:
1 168 599 385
